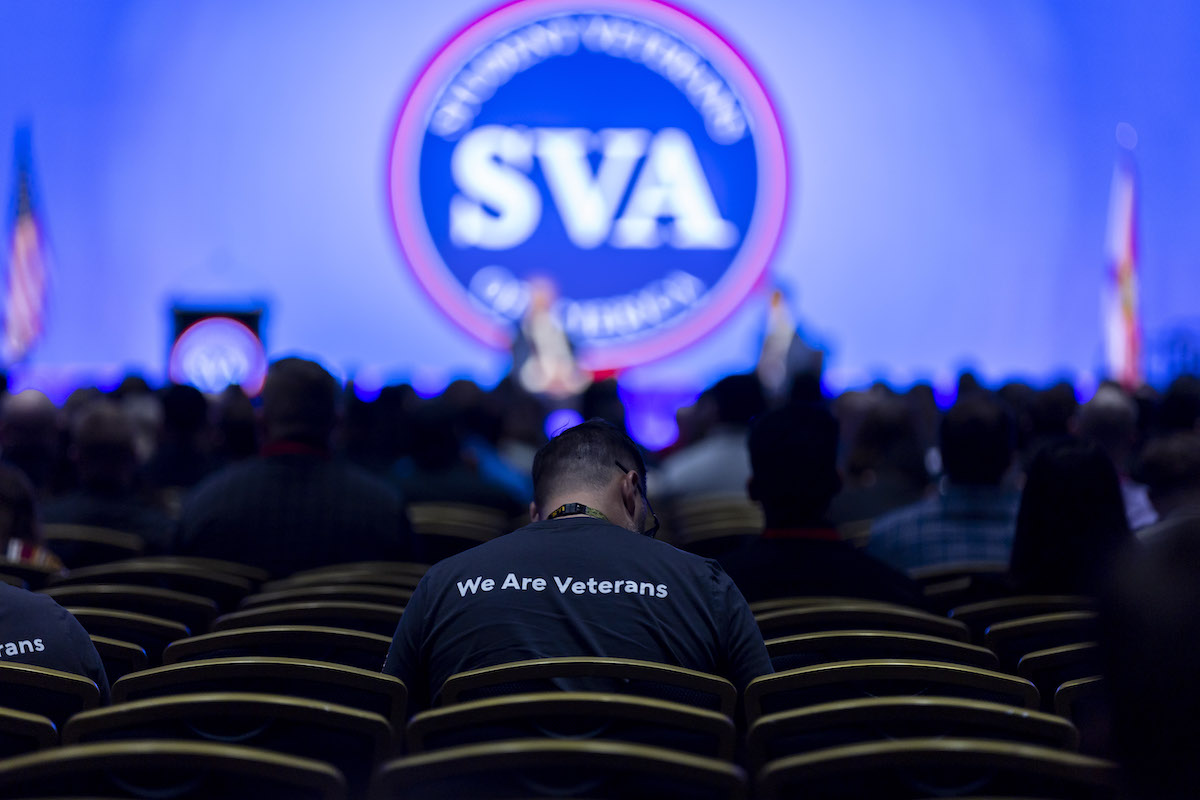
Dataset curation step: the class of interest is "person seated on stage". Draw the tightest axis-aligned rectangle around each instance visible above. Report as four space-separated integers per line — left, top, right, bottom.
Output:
383 419 772 713
654 373 767 502
1007 438 1131 596
0 463 108 701
174 357 413 577
1134 430 1200 540
42 400 173 555
867 394 1020 572
719 403 925 607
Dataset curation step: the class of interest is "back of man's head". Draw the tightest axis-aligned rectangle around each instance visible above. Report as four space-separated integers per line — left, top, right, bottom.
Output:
748 403 841 526
1078 385 1138 465
711 374 767 427
532 419 645 511
161 383 209 438
262 358 339 446
939 395 1015 486
72 400 138 492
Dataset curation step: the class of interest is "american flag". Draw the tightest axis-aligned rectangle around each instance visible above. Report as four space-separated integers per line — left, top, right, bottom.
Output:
4 130 48 365
1103 152 1142 390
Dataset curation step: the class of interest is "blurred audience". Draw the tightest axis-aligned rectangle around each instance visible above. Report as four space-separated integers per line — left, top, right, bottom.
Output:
1076 384 1157 529
1134 430 1200 539
0 389 59 497
141 383 214 493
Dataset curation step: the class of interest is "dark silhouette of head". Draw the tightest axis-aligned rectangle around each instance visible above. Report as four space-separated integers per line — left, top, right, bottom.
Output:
1009 438 1130 594
581 379 627 430
160 383 209 439
711 374 767 427
747 403 842 527
1158 374 1200 433
71 400 139 494
261 358 339 447
1101 517 1200 798
0 389 58 491
1077 384 1138 471
531 419 646 513
1136 431 1200 519
843 396 927 490
939 396 1015 486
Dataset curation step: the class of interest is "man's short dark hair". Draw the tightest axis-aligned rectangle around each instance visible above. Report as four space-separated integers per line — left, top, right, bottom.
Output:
532 419 646 510
262 357 339 445
748 403 842 522
940 395 1015 486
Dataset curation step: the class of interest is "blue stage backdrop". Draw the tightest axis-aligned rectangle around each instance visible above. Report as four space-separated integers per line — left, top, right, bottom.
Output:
2 0 1199 425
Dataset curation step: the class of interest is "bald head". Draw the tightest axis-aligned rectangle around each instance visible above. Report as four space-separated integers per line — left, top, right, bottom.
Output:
1 390 57 447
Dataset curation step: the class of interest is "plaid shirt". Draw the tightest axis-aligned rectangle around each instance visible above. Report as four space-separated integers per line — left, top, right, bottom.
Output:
866 484 1020 573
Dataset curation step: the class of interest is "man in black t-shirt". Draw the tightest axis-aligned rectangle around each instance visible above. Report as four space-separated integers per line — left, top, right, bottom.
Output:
0 581 110 702
383 419 772 712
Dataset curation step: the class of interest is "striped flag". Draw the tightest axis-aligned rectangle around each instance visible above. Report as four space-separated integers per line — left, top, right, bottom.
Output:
1102 153 1142 389
4 130 49 365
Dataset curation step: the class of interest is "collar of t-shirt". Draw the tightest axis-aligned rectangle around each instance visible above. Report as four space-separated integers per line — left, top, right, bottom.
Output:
761 527 841 541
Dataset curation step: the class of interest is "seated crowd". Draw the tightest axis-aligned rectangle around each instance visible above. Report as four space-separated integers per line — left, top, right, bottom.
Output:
0 358 1198 798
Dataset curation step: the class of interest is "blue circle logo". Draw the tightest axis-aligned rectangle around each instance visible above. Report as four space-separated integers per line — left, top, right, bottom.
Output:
389 0 788 370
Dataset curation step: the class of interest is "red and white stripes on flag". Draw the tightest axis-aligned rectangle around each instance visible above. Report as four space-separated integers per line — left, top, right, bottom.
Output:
1103 155 1142 390
4 162 47 364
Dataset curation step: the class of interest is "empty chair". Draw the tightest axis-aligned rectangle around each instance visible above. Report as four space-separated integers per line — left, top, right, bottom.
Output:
65 608 189 665
743 660 1039 723
163 626 391 671
0 740 345 800
261 571 423 594
287 561 429 581
746 696 1079 773
240 584 413 609
1054 676 1110 757
756 605 970 643
407 692 735 759
127 555 271 584
749 597 906 614
40 525 145 569
0 707 57 757
49 561 252 611
908 561 1010 588
407 502 509 563
755 738 1118 800
439 657 737 717
111 657 407 723
983 612 1099 672
0 663 100 726
42 584 218 633
1017 643 1101 713
765 630 1000 672
62 692 391 797
88 636 148 683
370 739 746 799
211 602 403 637
950 596 1096 645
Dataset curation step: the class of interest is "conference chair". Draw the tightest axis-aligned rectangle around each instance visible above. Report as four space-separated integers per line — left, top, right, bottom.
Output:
1016 642 1101 713
369 739 747 800
124 555 271 584
0 740 345 800
407 502 510 563
742 659 1039 724
62 692 391 797
749 596 911 614
1054 676 1111 757
163 625 391 671
407 691 736 759
88 635 148 683
754 738 1118 800
982 612 1100 672
49 560 252 611
261 571 424 594
660 494 764 557
755 604 970 642
42 584 218 633
745 696 1079 773
40 525 145 569
950 596 1097 645
0 663 101 726
439 657 737 717
239 584 413 609
211 601 404 637
111 657 407 723
908 561 1010 589
287 561 430 581
764 630 1000 672
65 608 189 665
0 707 57 757
0 560 61 590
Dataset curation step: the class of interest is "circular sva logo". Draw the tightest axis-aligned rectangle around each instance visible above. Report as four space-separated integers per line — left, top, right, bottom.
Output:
389 0 788 370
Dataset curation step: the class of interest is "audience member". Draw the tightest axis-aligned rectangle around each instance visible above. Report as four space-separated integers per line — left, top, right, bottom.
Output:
175 357 412 577
654 373 766 500
142 384 215 492
1134 431 1200 539
1156 374 1200 433
1077 385 1157 529
42 400 173 554
1008 438 1131 595
1101 516 1200 798
0 389 60 497
211 385 259 465
719 404 925 606
384 419 772 712
0 462 108 700
868 395 1019 572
